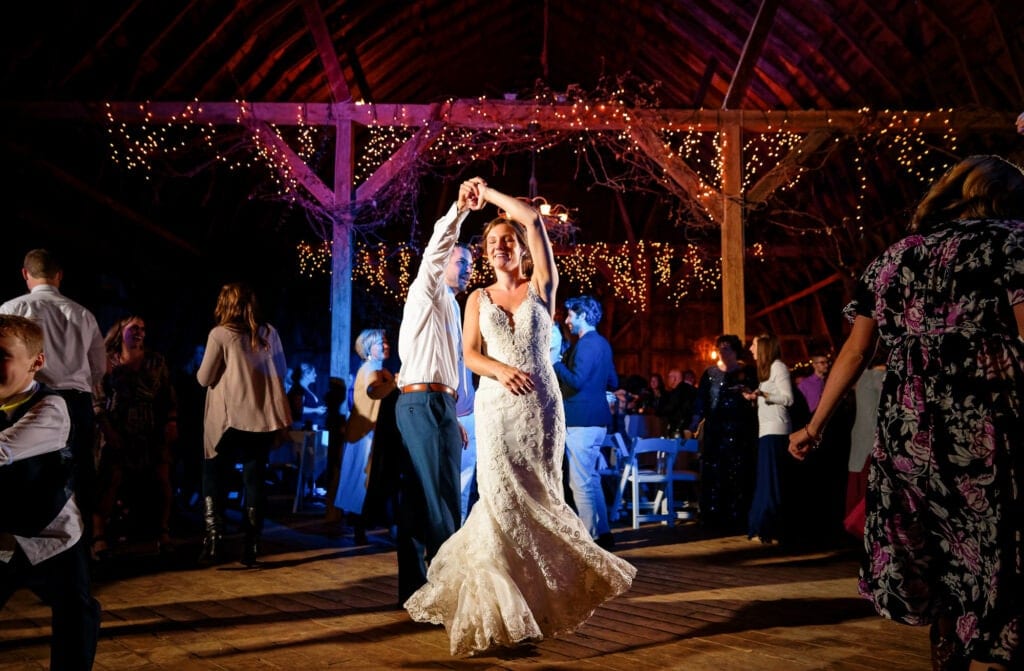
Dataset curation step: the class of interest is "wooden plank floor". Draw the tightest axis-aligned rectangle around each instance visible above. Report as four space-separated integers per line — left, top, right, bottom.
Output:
0 506 931 670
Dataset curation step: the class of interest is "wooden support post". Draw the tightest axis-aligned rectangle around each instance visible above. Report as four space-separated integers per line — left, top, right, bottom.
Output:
330 119 354 385
720 123 745 339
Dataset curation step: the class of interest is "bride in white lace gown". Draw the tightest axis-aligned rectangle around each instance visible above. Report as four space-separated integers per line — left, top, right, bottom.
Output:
404 179 636 656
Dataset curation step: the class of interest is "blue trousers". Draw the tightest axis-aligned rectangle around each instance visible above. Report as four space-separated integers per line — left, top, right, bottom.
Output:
395 391 462 602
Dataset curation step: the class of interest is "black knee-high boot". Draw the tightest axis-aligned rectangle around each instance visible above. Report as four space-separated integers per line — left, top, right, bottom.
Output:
242 505 262 566
197 496 223 563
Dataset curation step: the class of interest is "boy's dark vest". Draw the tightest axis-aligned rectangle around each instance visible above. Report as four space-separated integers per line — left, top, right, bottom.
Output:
0 385 73 536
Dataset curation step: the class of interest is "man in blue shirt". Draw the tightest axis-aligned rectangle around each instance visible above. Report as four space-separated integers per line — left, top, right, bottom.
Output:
553 295 618 549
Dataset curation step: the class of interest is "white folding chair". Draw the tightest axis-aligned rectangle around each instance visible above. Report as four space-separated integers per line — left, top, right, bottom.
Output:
620 437 684 529
669 437 700 521
601 432 630 521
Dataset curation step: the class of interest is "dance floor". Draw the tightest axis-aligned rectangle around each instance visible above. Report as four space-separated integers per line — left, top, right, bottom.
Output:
0 509 931 670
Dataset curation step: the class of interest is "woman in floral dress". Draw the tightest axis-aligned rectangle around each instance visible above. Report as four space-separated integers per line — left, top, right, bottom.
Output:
790 155 1024 670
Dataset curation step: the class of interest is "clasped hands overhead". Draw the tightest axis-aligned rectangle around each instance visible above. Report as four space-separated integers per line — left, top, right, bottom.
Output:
458 177 489 212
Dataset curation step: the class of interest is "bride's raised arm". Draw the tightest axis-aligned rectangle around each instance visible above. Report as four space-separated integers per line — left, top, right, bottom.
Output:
479 185 558 314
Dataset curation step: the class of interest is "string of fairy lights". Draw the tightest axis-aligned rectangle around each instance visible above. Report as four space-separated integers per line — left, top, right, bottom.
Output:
299 237 723 313
104 87 964 313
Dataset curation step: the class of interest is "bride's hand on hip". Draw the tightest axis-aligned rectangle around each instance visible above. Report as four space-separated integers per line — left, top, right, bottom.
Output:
496 364 535 396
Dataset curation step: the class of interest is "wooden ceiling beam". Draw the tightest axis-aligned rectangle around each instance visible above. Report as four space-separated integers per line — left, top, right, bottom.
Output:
550 243 812 258
748 272 844 319
245 119 335 208
15 100 1012 135
746 128 835 206
355 120 444 201
692 57 719 108
627 123 723 224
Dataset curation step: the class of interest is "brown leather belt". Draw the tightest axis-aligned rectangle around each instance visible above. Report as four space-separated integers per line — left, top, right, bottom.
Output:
399 382 457 400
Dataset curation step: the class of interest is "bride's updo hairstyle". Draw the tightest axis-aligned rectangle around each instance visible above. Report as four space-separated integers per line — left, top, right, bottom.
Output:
481 216 532 276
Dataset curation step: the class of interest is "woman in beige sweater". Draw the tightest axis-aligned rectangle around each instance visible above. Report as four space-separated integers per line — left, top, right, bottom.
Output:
197 282 292 566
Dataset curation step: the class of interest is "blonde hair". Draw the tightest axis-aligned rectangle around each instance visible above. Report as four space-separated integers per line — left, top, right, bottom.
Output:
0 315 44 355
355 329 385 360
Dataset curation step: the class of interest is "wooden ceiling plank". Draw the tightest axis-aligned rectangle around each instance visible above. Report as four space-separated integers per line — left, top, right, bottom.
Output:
915 3 981 105
133 0 204 93
693 57 719 108
201 2 299 100
794 0 902 101
61 0 146 87
155 3 250 99
300 0 351 103
984 0 1024 102
231 5 311 98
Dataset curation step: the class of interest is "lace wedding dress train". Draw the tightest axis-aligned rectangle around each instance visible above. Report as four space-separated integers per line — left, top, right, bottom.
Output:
404 287 636 656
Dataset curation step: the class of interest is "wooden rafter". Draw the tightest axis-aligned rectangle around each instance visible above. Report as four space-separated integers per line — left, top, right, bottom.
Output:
799 0 902 100
916 3 981 105
61 0 144 87
723 0 780 109
155 3 248 99
693 57 719 108
235 8 311 98
300 0 351 103
135 0 202 94
3 139 199 255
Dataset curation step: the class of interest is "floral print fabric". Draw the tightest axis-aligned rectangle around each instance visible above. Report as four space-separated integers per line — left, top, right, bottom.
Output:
846 218 1024 665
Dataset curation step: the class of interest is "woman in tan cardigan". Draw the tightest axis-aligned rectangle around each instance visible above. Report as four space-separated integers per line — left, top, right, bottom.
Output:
197 282 292 566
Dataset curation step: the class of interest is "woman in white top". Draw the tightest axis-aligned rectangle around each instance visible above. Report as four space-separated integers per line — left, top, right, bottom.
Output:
196 282 292 566
743 333 793 544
